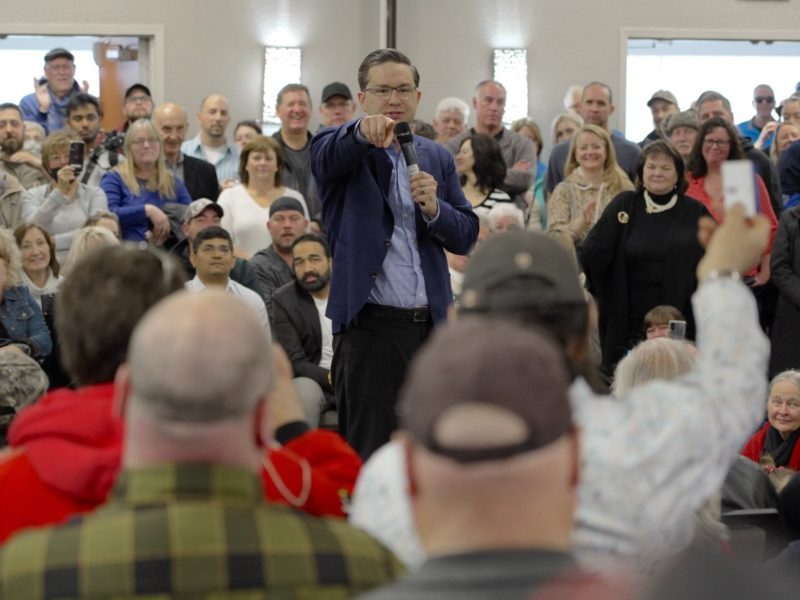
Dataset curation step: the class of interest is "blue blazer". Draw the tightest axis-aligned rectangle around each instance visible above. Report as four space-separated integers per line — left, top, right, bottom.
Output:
311 121 478 333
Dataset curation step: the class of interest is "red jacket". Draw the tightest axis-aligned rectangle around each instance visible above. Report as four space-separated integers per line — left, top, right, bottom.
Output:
741 421 800 470
0 384 360 544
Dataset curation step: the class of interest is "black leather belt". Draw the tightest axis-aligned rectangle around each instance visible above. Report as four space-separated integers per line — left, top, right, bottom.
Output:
361 303 431 322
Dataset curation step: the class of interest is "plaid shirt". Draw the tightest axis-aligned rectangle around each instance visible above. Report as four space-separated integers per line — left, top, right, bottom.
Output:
0 463 402 599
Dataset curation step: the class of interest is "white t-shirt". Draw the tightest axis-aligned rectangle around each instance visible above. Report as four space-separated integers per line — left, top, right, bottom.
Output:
217 184 309 258
313 295 333 370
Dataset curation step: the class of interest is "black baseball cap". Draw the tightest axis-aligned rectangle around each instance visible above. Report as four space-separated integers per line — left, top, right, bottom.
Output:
124 83 152 101
321 82 353 103
269 197 305 217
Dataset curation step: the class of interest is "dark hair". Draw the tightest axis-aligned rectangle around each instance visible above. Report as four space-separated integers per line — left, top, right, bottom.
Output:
0 103 22 119
460 278 601 389
65 93 102 118
238 135 284 186
234 119 262 135
460 133 507 192
292 232 330 258
55 245 186 385
643 305 684 330
687 117 744 178
14 223 60 277
276 83 311 108
636 140 688 194
357 49 419 91
411 119 436 140
192 225 233 253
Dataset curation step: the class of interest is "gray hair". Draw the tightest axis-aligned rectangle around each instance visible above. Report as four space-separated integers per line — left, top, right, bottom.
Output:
696 91 732 114
487 203 524 232
768 369 800 397
128 291 274 424
61 226 120 277
563 85 584 110
434 97 470 123
612 337 695 398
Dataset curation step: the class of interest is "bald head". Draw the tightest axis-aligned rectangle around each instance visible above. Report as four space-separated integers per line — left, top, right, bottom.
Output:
196 94 231 144
154 102 188 162
128 291 274 424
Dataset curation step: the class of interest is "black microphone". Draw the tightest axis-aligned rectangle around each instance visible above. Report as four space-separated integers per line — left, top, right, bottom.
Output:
394 122 420 175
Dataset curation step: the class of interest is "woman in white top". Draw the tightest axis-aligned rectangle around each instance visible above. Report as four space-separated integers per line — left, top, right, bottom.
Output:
21 132 108 263
217 136 309 258
13 224 62 307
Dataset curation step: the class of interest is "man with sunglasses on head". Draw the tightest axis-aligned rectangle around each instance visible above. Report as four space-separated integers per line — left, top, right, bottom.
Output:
738 84 777 152
310 49 478 460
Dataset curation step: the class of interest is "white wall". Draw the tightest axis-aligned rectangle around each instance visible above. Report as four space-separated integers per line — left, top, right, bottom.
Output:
4 0 800 147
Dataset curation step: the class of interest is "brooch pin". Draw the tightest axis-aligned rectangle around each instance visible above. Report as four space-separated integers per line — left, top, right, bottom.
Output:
617 211 629 224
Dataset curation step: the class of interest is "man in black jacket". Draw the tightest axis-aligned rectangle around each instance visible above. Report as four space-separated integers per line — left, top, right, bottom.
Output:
154 103 219 201
272 233 334 413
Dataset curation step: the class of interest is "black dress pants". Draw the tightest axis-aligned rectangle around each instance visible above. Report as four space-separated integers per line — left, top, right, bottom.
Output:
332 304 432 460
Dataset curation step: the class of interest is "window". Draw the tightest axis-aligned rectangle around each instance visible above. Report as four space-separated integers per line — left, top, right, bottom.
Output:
262 46 302 125
493 48 528 126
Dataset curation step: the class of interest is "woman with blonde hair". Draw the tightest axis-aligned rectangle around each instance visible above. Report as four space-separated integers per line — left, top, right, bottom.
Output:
547 124 634 247
60 226 120 277
101 119 191 244
0 228 51 358
550 112 583 147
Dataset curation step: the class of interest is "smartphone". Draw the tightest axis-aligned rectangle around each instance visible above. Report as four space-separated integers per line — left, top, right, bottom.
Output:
668 320 687 341
68 141 85 175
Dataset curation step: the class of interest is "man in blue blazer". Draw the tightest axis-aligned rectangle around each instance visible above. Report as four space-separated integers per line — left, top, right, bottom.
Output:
311 49 478 459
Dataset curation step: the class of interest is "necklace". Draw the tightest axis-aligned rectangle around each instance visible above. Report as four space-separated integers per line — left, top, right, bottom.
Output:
644 190 678 214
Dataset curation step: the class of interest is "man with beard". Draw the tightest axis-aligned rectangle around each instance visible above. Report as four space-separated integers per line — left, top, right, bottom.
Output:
121 84 154 132
154 103 219 200
65 94 124 188
249 197 309 315
272 233 335 421
0 103 48 189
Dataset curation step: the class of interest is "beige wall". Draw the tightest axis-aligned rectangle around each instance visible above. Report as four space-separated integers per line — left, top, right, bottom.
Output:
4 0 800 145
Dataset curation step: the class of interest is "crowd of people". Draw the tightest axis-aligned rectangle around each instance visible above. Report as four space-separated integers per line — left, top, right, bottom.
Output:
1 45 800 598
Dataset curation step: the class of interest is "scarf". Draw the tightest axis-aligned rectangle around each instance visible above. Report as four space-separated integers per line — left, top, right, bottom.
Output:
764 426 800 467
21 270 62 308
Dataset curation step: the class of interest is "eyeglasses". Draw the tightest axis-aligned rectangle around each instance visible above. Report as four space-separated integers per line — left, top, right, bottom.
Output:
755 96 775 104
131 138 160 147
703 138 731 148
127 95 151 103
362 85 417 100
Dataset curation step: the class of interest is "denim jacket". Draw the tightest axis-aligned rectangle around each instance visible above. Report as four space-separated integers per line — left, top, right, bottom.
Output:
0 286 52 358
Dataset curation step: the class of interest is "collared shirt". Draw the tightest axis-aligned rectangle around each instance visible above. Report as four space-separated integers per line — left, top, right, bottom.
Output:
367 145 429 308
185 275 271 336
181 134 240 183
0 464 403 599
164 151 185 182
19 81 81 134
